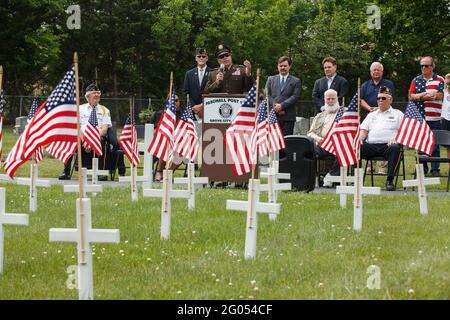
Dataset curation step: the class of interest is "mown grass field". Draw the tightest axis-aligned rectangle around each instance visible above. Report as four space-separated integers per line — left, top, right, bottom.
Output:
0 127 449 300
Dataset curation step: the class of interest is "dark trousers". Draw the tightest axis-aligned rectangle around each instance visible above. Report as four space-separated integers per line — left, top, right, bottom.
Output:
424 121 441 173
315 145 339 176
360 143 402 180
281 121 295 137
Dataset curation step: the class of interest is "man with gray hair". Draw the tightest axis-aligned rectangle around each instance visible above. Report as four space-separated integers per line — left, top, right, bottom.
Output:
361 62 396 115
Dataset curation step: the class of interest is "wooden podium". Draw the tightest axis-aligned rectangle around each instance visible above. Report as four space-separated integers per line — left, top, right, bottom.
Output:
200 94 254 183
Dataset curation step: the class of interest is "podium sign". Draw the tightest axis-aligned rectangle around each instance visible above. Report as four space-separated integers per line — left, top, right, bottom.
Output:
201 94 254 182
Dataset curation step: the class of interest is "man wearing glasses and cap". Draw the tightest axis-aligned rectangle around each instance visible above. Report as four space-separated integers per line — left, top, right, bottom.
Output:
409 56 445 177
183 48 211 119
359 86 404 191
204 44 254 96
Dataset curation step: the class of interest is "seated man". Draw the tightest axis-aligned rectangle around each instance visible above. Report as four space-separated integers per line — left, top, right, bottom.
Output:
359 86 404 191
308 89 342 187
59 83 123 180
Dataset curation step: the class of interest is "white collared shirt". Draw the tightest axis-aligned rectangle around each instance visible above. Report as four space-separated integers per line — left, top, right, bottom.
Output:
327 75 336 89
361 107 404 143
79 103 112 128
279 74 289 87
198 66 207 85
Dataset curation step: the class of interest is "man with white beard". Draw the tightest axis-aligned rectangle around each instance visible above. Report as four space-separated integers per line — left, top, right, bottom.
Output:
308 89 343 187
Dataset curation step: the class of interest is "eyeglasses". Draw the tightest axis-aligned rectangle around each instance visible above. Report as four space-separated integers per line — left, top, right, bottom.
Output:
420 64 432 68
218 53 230 59
196 55 207 58
377 96 388 101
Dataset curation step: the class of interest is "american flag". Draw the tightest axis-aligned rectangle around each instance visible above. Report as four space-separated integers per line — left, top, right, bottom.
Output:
82 108 102 157
45 140 77 164
119 114 140 167
395 101 434 156
320 107 345 154
3 66 78 177
28 97 44 163
148 85 177 162
0 91 4 162
225 83 257 176
174 98 198 162
251 100 286 158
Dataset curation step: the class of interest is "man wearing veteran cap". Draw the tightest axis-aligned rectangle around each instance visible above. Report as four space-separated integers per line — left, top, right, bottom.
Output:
359 86 404 191
58 83 119 180
183 47 211 119
204 44 254 95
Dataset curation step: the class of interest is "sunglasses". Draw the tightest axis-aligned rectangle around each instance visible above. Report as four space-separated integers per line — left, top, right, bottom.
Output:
218 53 230 59
377 96 388 101
196 55 207 58
420 64 432 68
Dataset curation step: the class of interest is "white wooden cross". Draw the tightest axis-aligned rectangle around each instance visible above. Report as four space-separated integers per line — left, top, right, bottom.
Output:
324 167 355 209
0 174 14 183
259 160 291 221
64 168 102 197
16 164 51 212
173 163 208 209
336 168 380 231
49 197 120 300
402 164 440 215
142 170 190 240
226 179 280 259
85 158 109 197
119 164 138 201
0 188 29 273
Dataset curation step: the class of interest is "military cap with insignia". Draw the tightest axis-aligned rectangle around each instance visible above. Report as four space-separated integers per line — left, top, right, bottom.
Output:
378 86 392 96
215 44 231 58
85 83 100 93
196 47 208 56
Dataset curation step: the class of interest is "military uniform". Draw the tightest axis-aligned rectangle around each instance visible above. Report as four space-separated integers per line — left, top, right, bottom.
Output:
204 64 254 94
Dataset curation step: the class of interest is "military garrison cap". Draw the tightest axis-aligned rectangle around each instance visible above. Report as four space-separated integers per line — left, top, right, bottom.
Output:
196 48 208 56
85 83 100 93
378 86 392 96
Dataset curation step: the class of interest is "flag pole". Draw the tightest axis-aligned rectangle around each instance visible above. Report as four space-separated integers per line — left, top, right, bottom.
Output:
165 72 174 171
355 78 361 210
0 65 3 97
265 88 274 198
74 52 86 264
163 72 173 217
130 96 136 195
249 69 260 230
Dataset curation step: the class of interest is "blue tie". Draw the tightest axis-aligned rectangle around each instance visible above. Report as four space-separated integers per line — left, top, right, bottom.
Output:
280 77 286 91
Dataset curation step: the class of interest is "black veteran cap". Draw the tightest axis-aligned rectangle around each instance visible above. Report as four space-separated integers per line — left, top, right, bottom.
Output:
378 86 392 96
196 47 207 56
85 83 100 93
215 44 231 58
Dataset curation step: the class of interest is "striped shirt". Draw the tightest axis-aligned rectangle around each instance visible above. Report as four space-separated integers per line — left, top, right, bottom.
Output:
409 74 444 122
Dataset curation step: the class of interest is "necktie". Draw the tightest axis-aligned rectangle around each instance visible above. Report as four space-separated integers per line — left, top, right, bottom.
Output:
199 69 204 86
280 77 286 91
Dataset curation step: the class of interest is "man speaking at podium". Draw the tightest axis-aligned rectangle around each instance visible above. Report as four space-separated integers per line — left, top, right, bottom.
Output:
204 44 254 95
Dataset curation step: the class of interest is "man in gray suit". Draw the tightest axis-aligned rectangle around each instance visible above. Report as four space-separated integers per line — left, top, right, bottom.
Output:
312 56 349 113
265 56 301 136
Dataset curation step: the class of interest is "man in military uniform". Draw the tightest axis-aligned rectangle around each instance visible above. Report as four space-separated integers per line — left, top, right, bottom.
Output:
204 44 254 95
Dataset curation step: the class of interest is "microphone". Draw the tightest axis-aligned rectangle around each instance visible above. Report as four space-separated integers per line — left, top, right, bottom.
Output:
219 63 225 73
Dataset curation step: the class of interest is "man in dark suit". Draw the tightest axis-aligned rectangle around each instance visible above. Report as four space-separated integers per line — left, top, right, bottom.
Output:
265 56 301 136
183 47 211 119
312 56 349 113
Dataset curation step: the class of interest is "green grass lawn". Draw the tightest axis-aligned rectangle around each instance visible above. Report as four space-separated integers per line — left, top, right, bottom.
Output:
0 128 449 300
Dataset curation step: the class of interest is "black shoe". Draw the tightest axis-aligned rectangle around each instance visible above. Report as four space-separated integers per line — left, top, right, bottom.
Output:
431 170 440 177
98 175 108 181
386 180 396 191
58 172 71 180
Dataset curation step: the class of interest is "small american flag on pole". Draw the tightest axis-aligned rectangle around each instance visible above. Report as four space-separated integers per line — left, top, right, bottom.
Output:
28 97 44 163
82 108 102 157
119 114 140 167
320 107 345 154
395 101 434 156
225 83 257 176
174 98 198 162
3 65 78 177
148 85 177 162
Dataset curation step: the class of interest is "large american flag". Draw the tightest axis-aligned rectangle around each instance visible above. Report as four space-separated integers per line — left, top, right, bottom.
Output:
148 85 177 162
174 98 198 162
251 100 285 158
395 101 434 156
82 108 102 157
28 97 44 163
119 114 140 167
3 66 78 177
225 83 257 176
320 107 345 154
0 91 4 163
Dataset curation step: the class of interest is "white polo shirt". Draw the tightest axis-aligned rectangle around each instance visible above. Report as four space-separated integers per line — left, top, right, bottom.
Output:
442 90 450 121
79 103 112 128
361 106 404 144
